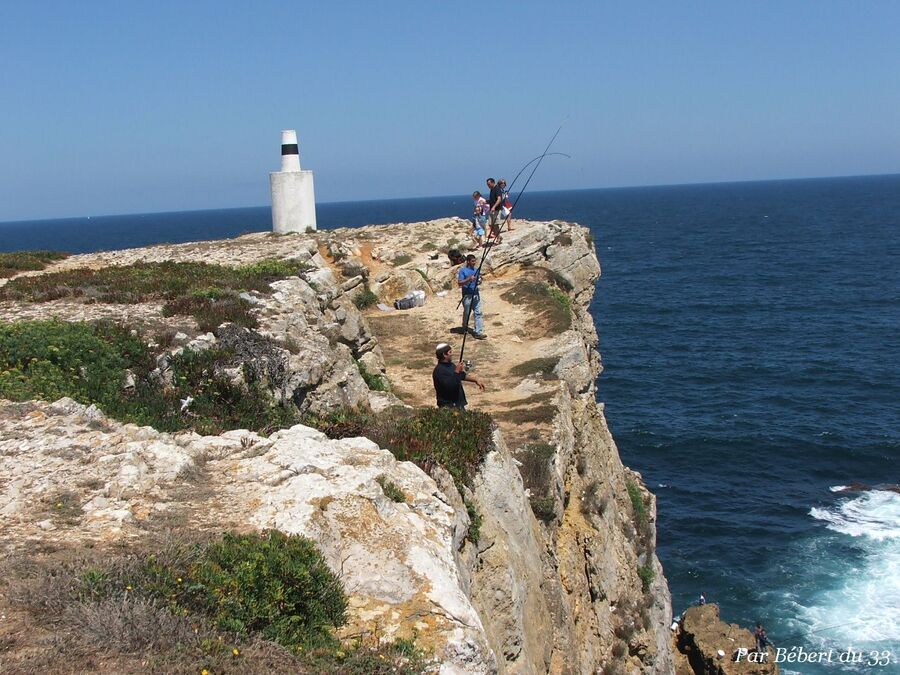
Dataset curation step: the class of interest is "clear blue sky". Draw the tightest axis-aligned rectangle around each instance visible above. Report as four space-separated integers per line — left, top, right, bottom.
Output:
2 1 899 221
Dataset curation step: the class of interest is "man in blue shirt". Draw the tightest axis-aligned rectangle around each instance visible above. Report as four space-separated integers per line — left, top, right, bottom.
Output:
432 343 486 408
458 254 487 339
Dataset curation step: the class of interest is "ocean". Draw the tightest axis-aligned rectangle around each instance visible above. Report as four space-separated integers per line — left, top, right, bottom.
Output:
3 175 899 672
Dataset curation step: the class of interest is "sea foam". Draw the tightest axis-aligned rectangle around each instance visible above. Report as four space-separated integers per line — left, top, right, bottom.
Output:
801 490 900 652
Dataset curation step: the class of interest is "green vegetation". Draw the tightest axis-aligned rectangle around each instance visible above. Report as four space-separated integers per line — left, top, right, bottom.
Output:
353 283 379 310
356 359 389 392
509 357 559 379
0 258 310 331
162 289 257 332
625 477 648 532
464 497 483 545
500 277 572 333
638 562 656 592
0 250 68 278
529 496 557 523
6 532 427 672
376 475 407 503
392 254 412 266
305 406 494 491
0 319 300 435
75 532 347 651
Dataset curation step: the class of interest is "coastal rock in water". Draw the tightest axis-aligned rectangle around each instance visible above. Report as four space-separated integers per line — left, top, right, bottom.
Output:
677 604 779 675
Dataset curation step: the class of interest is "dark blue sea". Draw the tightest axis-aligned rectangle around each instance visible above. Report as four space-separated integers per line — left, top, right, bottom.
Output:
3 175 899 672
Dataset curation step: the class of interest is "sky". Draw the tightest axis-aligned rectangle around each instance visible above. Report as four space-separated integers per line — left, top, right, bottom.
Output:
1 1 899 221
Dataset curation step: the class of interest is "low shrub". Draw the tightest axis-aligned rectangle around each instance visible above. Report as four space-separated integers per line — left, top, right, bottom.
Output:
464 497 483 545
0 319 300 435
625 477 648 532
5 535 428 673
353 283 379 310
392 254 412 266
0 258 309 331
305 406 494 490
0 250 68 278
376 475 406 503
529 496 557 523
162 290 257 332
356 359 389 392
638 562 656 592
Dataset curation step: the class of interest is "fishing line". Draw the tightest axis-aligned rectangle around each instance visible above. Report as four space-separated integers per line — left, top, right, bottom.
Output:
458 123 565 364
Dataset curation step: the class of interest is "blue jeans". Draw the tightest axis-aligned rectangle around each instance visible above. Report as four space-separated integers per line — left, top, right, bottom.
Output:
462 294 484 335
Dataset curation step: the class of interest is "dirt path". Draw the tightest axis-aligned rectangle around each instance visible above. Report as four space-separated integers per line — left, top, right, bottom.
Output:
323 219 567 455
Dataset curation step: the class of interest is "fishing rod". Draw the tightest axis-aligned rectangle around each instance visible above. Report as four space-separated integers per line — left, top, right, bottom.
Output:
457 123 565 364
505 152 571 194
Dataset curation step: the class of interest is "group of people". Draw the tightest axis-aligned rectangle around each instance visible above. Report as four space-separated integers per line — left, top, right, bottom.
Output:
471 177 513 247
432 177 516 409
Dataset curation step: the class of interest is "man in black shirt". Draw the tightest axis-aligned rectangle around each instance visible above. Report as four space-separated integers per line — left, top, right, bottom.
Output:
432 343 486 408
486 177 504 243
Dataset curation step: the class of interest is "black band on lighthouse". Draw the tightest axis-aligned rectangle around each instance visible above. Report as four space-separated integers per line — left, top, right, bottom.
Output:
281 143 299 155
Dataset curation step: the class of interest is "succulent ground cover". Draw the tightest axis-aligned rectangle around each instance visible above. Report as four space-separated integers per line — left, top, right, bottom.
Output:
3 532 427 674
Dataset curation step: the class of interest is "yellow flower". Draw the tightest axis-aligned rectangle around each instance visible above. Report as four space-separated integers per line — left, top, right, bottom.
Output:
232 648 240 657
201 670 209 675
177 577 183 583
126 585 133 591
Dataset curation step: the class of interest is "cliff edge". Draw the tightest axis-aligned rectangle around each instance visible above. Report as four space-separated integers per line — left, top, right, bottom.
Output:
0 218 674 673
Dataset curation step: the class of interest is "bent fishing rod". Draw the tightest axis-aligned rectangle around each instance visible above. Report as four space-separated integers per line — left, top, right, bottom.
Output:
458 124 565 364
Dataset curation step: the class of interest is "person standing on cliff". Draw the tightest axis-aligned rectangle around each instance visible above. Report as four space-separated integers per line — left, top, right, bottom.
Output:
432 343 485 408
486 177 504 243
459 253 487 339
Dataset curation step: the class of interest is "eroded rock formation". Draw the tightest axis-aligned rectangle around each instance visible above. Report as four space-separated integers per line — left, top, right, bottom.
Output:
1 218 677 673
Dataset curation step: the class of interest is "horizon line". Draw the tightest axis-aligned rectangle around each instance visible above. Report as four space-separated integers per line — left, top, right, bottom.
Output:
2 170 898 226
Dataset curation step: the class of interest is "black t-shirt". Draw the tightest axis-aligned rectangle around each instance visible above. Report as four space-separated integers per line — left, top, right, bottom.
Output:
432 361 467 408
488 184 503 210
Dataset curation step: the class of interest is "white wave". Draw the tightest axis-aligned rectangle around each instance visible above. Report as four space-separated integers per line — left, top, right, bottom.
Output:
810 490 900 540
800 490 900 648
829 485 850 492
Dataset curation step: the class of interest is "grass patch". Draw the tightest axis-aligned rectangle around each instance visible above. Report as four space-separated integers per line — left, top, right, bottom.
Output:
509 357 559 379
625 477 648 531
0 258 309 331
353 283 379 310
376 475 407 503
0 319 300 435
638 562 656 592
392 254 412 266
304 406 494 491
0 250 68 278
356 359 389 392
493 404 556 425
500 276 572 334
464 497 482 545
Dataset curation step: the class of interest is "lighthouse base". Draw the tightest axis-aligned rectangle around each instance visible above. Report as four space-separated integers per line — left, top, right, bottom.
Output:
270 170 317 233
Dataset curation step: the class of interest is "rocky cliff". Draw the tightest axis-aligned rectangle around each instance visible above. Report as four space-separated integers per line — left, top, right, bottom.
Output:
0 218 675 673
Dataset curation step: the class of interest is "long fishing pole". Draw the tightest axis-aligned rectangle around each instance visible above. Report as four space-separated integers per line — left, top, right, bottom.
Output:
458 123 565 364
506 152 571 194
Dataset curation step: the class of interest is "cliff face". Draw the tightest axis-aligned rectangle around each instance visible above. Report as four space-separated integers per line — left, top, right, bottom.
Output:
0 218 674 673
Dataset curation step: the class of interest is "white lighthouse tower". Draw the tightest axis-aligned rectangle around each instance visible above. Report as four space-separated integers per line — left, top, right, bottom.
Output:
270 130 317 232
